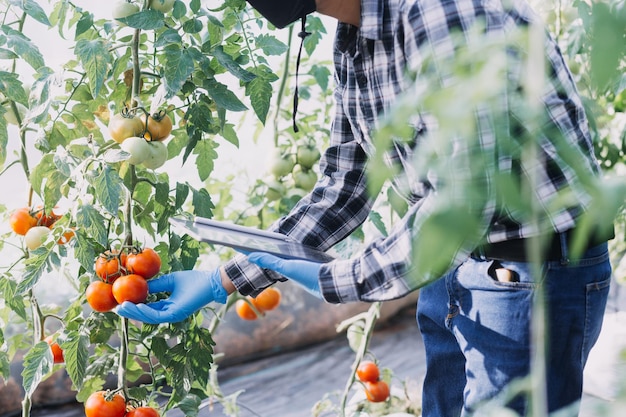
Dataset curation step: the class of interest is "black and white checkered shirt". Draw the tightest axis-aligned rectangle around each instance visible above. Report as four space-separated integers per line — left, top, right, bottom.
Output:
225 0 601 303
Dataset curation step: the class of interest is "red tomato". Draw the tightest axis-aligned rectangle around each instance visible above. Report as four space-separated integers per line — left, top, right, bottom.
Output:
10 207 37 235
86 281 119 313
235 299 260 320
126 247 161 279
95 250 128 283
126 406 160 417
84 391 126 417
364 380 390 403
356 361 380 383
45 335 64 364
142 112 172 141
112 274 149 304
252 287 281 311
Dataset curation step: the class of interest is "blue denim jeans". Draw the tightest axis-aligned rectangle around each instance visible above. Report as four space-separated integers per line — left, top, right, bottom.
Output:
417 242 612 416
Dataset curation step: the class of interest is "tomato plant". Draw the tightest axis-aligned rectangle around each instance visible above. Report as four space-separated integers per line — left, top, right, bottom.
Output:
84 391 127 417
112 274 149 304
356 360 380 383
86 281 119 313
126 406 160 417
126 247 161 279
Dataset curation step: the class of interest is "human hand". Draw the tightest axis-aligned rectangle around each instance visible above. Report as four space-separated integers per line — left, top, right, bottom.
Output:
247 252 323 299
116 269 227 324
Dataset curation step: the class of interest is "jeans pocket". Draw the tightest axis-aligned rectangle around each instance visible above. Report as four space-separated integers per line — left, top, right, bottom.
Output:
582 276 611 360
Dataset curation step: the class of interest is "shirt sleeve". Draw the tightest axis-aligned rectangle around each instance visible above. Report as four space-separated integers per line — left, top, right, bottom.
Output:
224 86 375 296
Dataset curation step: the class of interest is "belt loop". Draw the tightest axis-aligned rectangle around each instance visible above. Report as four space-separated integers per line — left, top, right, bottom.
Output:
559 232 570 265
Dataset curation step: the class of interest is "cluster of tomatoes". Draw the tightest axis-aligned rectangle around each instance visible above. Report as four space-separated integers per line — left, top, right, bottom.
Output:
266 143 322 201
109 109 172 170
234 287 282 321
9 206 74 250
86 247 161 313
85 391 160 417
356 360 390 403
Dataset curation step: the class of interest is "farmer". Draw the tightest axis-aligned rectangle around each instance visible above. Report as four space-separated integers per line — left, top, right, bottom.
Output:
118 0 614 415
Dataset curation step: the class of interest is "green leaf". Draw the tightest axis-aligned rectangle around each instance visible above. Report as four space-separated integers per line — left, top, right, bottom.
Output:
191 186 214 218
0 278 27 320
176 394 202 417
17 245 53 294
182 17 203 34
175 182 190 210
75 12 94 39
193 140 217 182
220 123 239 147
27 68 55 124
9 0 51 26
91 166 123 216
116 10 165 30
204 78 248 112
368 211 387 237
76 204 108 249
0 70 29 105
246 76 272 124
60 331 89 391
0 48 18 59
310 64 331 92
255 34 288 56
212 46 256 82
163 45 195 98
0 25 44 70
0 111 7 168
74 39 111 97
22 342 52 397
180 235 201 271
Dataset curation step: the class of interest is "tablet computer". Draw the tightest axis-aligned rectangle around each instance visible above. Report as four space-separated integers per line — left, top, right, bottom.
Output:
168 216 335 263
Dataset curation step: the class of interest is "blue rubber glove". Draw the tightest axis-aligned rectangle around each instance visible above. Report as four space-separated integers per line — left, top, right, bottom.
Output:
247 252 323 299
116 269 227 324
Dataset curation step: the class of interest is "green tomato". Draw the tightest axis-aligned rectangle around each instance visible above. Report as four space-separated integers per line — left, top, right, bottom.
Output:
265 179 286 202
293 165 317 191
25 226 51 250
142 141 168 169
270 152 296 178
112 1 140 26
120 136 150 165
149 0 175 13
296 145 321 169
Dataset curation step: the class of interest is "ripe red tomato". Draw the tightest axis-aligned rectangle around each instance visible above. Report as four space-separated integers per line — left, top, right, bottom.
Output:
45 335 64 364
126 247 161 279
112 274 148 304
356 361 380 383
142 112 172 141
33 206 61 227
84 391 126 417
126 406 160 417
252 287 281 311
10 207 37 235
235 299 259 320
108 112 143 143
95 251 128 283
364 380 390 403
86 281 119 313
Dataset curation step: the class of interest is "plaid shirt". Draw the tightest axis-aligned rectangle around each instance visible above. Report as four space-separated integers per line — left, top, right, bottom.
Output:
225 0 600 302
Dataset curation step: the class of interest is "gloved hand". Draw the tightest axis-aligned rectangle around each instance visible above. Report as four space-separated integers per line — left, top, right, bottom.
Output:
116 269 227 324
247 252 323 299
